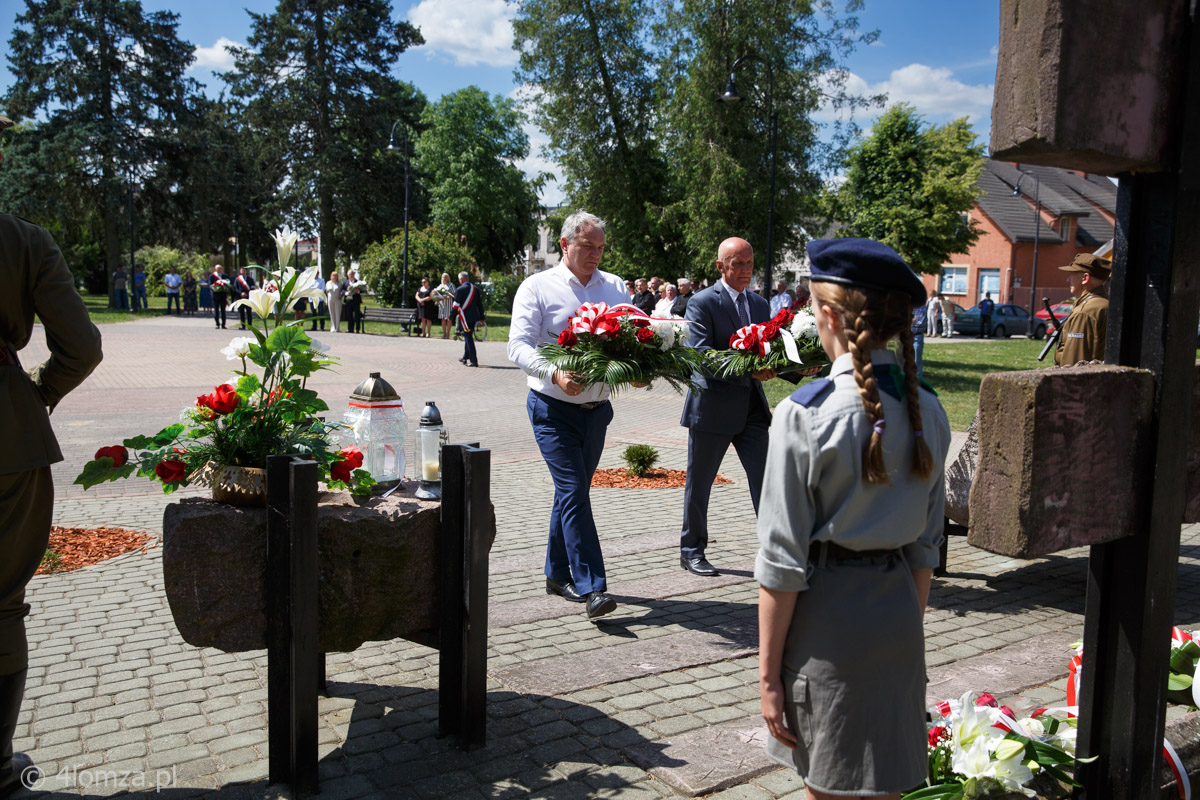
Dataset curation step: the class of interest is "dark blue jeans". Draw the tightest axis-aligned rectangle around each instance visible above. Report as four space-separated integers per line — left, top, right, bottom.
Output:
527 391 613 595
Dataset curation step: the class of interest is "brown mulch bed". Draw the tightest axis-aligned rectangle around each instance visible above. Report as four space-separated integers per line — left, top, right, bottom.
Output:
591 468 733 489
38 526 153 575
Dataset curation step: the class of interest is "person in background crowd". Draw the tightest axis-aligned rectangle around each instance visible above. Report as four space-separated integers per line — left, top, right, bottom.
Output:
978 292 995 338
626 280 635 299
649 276 663 295
415 277 434 337
654 284 677 318
453 271 483 367
309 271 327 331
791 282 811 310
209 264 229 329
163 267 182 315
111 265 129 311
939 293 956 337
1 110 105 797
342 270 363 333
912 299 928 379
182 270 198 316
437 272 455 339
198 272 212 311
926 292 940 338
1054 253 1111 366
632 278 656 314
131 264 148 312
769 279 793 317
234 267 255 330
672 278 695 318
326 270 343 332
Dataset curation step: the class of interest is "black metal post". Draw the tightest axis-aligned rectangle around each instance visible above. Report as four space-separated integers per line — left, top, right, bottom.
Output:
128 172 135 310
388 120 412 309
266 455 320 796
1075 7 1200 796
438 442 489 750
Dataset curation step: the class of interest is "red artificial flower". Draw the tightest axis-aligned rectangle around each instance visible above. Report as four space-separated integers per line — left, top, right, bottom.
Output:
155 459 188 484
627 315 651 328
762 322 781 341
94 445 128 466
199 384 240 415
976 692 998 708
635 327 656 344
773 308 794 327
331 446 364 484
558 329 578 348
267 387 292 406
593 317 621 339
999 705 1016 721
741 328 761 351
928 725 950 748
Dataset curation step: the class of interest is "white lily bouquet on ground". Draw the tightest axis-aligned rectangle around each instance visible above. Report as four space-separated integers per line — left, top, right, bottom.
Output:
537 302 706 395
710 306 829 378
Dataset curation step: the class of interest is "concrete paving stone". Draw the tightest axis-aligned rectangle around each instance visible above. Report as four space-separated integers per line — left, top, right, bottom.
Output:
27 739 86 763
121 709 164 729
105 741 150 762
698 706 751 725
207 730 268 755
87 729 149 752
342 730 400 756
210 759 270 786
526 736 587 766
525 779 596 800
146 743 214 770
81 718 121 738
204 702 265 725
611 710 654 729
648 715 706 738
707 784 775 800
35 726 83 747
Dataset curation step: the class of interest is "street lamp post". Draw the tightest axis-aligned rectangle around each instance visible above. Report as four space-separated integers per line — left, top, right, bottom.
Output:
128 169 137 312
387 120 411 309
1013 170 1041 336
721 53 778 295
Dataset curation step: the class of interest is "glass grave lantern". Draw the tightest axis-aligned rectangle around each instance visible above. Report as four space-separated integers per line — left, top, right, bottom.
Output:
341 372 407 488
414 401 449 500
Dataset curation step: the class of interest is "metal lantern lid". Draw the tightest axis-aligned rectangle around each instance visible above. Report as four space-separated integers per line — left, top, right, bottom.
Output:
419 400 443 427
349 372 400 404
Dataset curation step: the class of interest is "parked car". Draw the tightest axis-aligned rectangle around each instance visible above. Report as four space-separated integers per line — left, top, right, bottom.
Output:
1031 302 1074 339
953 303 1031 338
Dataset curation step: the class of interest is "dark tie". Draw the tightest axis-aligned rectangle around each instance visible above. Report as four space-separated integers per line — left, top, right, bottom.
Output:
736 291 750 328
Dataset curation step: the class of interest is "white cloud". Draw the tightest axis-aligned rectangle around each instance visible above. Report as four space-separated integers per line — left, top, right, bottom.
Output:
192 37 242 72
406 0 517 68
817 63 994 127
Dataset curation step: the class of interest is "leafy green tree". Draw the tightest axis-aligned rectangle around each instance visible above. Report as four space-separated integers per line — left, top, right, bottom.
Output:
4 0 200 296
356 225 474 308
828 104 984 274
415 87 540 275
224 0 425 273
655 0 878 285
513 0 676 278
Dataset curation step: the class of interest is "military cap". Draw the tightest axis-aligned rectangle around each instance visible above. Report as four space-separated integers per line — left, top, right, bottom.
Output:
806 238 927 307
0 113 12 129
1059 252 1111 281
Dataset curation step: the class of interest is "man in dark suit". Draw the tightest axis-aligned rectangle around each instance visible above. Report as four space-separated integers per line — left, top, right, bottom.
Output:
452 270 483 367
671 278 694 318
631 279 656 314
679 237 793 576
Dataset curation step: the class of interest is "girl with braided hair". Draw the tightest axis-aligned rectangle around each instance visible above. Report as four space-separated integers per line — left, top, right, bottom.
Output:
756 239 950 800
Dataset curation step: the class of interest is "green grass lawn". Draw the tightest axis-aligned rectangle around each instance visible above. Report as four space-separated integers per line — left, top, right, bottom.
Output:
78 292 182 324
763 338 1052 431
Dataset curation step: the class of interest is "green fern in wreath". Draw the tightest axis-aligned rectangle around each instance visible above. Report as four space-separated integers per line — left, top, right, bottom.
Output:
711 307 829 379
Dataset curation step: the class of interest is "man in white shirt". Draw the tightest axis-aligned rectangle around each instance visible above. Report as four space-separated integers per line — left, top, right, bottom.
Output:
163 267 183 315
768 279 793 317
508 210 629 620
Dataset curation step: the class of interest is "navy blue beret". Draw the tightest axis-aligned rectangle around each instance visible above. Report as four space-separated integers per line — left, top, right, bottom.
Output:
806 238 927 307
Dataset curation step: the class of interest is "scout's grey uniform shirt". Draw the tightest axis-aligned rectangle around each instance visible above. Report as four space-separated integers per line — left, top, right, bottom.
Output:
755 349 951 592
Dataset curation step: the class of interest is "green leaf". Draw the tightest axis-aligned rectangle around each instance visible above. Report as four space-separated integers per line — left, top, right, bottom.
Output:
237 374 261 398
994 738 1025 761
265 324 309 357
74 459 137 489
1168 671 1193 692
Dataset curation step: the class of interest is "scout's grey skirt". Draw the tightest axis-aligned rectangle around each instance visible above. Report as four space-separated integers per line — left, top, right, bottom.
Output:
765 551 927 795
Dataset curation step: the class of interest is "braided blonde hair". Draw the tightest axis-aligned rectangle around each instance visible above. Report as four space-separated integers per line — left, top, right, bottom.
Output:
810 283 934 485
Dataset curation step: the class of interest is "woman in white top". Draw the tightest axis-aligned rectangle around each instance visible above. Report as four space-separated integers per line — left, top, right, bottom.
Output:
326 270 343 332
436 273 455 339
654 284 677 318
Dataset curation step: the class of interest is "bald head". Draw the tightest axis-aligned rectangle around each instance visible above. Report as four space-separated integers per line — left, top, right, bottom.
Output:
716 238 754 293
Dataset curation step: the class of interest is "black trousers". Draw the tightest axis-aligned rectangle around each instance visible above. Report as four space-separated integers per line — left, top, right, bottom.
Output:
212 293 227 327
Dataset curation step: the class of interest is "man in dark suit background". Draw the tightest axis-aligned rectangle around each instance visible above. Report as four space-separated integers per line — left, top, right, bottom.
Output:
679 237 791 576
452 270 483 367
672 278 694 318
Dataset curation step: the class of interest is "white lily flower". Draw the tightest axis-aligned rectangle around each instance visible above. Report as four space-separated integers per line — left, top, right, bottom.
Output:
308 338 330 354
1018 717 1045 737
272 265 326 306
988 741 1036 796
229 288 279 319
951 736 993 779
272 225 299 269
220 337 254 360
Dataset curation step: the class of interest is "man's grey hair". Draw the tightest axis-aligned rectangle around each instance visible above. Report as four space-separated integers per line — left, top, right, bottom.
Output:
458 271 469 281
560 210 606 244
678 278 692 288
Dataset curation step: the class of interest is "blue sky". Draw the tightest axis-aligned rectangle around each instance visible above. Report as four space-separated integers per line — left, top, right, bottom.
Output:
1 1 1001 204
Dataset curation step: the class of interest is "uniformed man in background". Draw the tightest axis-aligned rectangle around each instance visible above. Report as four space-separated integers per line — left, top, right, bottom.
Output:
1 111 104 797
1054 253 1111 366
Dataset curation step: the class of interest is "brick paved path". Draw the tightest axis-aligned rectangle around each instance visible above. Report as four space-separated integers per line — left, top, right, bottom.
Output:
14 315 1200 799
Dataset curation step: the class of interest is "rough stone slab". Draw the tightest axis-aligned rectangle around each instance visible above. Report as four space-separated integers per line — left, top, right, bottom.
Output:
162 493 496 653
990 0 1189 173
624 718 774 797
969 365 1154 557
491 616 756 696
490 562 754 629
925 629 1077 706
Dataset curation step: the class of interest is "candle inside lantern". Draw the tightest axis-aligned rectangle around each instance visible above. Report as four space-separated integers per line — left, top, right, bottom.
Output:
422 460 440 481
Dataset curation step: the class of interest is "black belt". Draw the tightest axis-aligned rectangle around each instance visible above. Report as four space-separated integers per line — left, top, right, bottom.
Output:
812 540 900 566
534 390 608 412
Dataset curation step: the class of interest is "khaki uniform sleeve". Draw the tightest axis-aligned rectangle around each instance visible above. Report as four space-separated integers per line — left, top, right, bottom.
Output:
1054 303 1105 366
25 227 103 410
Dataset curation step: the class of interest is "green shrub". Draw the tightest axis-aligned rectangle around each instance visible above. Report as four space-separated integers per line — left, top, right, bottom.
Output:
622 444 659 478
358 225 474 308
482 272 523 314
134 246 210 296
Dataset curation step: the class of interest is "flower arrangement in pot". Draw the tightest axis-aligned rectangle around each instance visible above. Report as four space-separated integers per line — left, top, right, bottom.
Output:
75 226 376 504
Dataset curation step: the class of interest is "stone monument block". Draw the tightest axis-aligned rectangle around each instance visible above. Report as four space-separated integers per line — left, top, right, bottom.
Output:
162 491 496 653
990 0 1189 173
968 365 1154 557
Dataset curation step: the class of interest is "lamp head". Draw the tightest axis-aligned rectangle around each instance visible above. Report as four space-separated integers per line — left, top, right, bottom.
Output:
720 78 742 104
